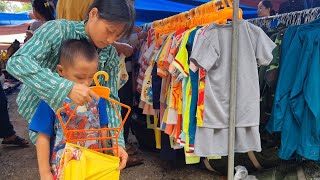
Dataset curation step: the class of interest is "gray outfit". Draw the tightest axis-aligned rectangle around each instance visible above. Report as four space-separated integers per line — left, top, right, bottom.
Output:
190 20 276 156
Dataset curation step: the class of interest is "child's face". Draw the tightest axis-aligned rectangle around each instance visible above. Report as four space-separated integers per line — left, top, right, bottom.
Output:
56 56 98 86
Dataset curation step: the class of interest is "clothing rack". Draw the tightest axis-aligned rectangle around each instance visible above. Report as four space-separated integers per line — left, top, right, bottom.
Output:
248 7 320 30
146 0 240 178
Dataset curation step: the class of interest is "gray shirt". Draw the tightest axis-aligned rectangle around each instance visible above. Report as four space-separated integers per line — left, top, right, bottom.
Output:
190 20 276 129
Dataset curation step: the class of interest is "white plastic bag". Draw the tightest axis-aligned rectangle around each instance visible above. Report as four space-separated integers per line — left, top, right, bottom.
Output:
234 166 258 180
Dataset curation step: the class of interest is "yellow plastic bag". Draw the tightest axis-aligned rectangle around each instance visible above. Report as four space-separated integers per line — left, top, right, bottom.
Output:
59 143 120 180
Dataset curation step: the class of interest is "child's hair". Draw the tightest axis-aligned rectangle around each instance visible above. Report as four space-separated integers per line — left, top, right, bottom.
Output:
87 0 136 39
261 0 276 16
32 0 55 21
59 39 98 65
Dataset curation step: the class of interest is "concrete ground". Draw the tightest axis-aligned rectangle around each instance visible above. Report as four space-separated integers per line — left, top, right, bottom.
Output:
0 90 219 180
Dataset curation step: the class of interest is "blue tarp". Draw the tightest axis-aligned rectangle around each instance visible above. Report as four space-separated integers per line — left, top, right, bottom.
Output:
0 0 258 26
0 11 32 26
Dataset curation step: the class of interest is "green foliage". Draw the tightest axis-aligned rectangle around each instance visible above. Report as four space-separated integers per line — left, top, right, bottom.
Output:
0 2 32 13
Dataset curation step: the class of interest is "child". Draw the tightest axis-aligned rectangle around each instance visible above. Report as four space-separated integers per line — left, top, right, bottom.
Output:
30 38 108 179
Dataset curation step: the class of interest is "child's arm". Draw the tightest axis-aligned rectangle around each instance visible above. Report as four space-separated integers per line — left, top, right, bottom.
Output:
36 133 53 180
98 99 110 154
29 100 56 180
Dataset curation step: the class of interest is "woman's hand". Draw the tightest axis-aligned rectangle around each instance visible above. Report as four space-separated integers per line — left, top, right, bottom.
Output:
67 84 100 105
133 26 143 33
114 146 128 170
113 42 134 57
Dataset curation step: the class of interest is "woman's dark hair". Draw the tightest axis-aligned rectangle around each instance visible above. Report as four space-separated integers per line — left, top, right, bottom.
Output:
261 0 276 16
87 0 136 38
32 0 55 21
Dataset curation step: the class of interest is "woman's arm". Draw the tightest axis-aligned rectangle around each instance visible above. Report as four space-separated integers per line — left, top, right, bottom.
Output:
6 20 98 110
112 42 133 57
6 21 74 111
36 133 53 180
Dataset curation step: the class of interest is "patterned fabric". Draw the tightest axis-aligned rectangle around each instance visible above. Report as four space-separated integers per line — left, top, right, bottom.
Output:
6 20 124 147
51 99 102 177
117 54 129 90
196 68 206 127
259 30 284 147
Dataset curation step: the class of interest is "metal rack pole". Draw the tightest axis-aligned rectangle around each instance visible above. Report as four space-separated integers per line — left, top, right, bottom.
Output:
228 0 239 179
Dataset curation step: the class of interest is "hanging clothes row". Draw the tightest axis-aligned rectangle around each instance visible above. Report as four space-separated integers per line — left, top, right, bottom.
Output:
134 5 276 164
248 7 320 31
246 7 320 161
264 18 320 161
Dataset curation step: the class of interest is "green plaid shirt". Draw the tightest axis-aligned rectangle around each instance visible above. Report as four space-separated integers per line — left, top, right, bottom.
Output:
7 20 124 147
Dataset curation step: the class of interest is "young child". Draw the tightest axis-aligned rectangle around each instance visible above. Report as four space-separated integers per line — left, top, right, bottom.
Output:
30 38 108 179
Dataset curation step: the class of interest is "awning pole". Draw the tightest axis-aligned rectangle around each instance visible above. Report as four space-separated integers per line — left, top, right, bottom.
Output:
228 0 240 179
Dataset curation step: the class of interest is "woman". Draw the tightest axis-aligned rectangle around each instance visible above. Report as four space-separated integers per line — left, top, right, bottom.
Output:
7 0 135 170
32 0 55 22
25 0 55 42
0 40 29 147
257 0 276 17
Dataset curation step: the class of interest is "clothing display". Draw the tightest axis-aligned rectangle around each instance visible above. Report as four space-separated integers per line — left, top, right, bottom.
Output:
191 20 275 156
249 8 320 161
134 15 276 162
133 5 320 166
267 19 320 161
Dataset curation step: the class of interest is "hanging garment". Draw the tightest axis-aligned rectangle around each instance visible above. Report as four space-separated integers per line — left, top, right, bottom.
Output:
190 20 276 156
58 143 120 180
117 53 129 90
269 22 320 160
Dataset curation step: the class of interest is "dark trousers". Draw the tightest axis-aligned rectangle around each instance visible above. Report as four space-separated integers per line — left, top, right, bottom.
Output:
119 72 133 143
0 84 15 138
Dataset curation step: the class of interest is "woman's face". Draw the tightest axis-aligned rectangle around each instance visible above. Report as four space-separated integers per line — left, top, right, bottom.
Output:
257 2 270 17
32 8 44 20
86 8 126 49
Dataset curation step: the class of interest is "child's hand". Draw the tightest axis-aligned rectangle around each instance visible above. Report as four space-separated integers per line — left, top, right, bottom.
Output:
40 172 53 180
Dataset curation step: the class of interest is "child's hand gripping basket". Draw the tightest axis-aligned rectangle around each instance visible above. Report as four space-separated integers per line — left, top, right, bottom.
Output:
55 71 131 180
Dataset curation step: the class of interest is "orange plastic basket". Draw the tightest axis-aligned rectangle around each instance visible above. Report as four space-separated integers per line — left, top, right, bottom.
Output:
56 71 131 157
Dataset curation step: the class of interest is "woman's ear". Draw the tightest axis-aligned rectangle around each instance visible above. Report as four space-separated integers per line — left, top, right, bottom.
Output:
88 7 99 19
56 64 64 77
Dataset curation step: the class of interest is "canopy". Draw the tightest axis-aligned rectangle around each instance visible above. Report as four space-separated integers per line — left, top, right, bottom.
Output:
0 0 260 31
0 0 310 35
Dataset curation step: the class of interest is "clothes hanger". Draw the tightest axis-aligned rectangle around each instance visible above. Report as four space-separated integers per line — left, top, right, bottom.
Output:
56 71 131 156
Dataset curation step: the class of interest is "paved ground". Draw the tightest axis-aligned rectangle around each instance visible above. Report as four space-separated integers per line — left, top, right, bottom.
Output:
0 90 219 180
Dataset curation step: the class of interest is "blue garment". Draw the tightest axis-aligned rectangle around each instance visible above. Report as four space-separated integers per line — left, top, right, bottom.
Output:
268 22 320 133
187 27 200 147
269 20 320 160
189 70 199 147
